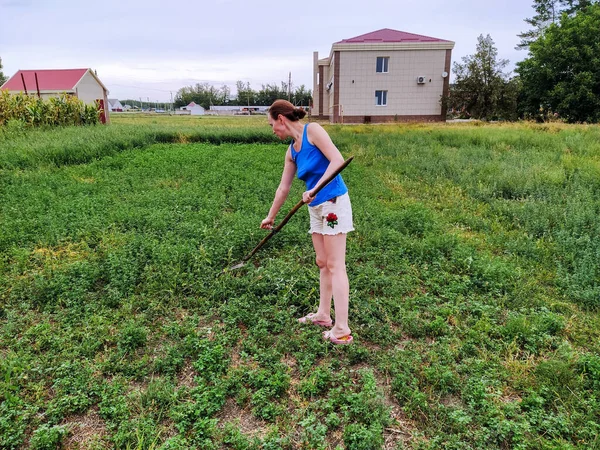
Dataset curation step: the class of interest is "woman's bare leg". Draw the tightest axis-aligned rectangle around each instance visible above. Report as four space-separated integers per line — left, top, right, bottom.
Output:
309 233 333 322
323 233 351 337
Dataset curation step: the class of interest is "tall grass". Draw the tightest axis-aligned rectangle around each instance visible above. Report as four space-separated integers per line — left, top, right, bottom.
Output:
0 114 278 170
333 122 600 309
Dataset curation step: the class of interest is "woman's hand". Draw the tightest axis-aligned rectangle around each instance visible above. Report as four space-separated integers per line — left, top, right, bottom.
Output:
302 190 315 204
261 217 274 230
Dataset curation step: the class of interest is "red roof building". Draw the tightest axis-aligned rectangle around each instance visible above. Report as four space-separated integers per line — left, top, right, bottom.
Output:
1 68 110 122
336 28 451 44
313 28 454 123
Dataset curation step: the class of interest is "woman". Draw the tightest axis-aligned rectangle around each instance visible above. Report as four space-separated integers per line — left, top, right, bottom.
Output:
261 99 354 345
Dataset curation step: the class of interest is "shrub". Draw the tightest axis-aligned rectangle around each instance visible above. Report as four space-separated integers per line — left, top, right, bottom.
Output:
117 322 148 353
29 424 68 450
343 423 384 450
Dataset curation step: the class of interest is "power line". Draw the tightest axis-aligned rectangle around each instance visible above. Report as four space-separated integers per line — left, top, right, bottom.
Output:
109 83 173 93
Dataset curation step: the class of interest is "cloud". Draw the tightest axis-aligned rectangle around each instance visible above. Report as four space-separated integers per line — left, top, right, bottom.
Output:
94 53 312 99
1 0 535 101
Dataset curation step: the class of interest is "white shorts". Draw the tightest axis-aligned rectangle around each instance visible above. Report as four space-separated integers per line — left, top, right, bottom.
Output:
308 192 355 235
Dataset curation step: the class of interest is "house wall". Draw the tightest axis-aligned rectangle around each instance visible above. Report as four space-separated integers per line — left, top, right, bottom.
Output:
109 100 123 112
337 49 448 121
4 91 74 101
76 71 109 123
206 110 236 116
312 52 320 117
313 52 334 120
38 92 73 101
319 60 333 120
75 71 107 104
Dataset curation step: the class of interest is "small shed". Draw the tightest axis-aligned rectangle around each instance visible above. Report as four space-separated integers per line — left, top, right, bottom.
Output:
1 68 110 123
108 98 123 112
187 102 205 116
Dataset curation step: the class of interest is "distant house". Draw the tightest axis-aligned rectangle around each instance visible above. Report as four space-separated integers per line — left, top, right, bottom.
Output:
187 102 205 116
108 98 123 112
177 102 205 115
1 68 110 123
313 28 454 123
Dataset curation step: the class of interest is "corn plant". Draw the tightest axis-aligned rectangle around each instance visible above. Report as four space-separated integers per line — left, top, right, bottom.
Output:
0 91 100 127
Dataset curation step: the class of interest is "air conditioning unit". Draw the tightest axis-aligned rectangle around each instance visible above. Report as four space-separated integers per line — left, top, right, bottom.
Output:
417 76 426 84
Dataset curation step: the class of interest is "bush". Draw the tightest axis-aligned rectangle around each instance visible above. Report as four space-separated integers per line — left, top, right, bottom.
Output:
343 423 384 450
29 424 68 450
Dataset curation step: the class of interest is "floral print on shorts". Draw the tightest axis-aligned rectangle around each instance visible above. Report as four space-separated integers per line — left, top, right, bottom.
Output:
308 193 354 235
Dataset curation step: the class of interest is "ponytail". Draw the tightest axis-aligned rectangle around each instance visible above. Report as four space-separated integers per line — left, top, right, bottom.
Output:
269 99 306 121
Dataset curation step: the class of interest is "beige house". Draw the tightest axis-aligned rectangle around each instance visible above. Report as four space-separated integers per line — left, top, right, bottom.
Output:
1 68 110 123
313 28 454 123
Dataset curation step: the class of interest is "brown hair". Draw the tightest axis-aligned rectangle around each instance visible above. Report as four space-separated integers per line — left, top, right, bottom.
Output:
268 99 306 121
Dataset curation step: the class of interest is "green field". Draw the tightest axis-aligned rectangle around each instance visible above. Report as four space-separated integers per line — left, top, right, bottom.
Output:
1 115 600 449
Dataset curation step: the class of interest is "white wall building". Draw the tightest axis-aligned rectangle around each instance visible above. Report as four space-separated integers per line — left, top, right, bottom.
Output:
108 98 123 112
208 105 269 115
313 28 454 123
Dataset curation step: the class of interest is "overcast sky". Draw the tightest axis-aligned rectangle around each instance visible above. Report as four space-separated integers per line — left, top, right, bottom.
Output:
1 0 535 102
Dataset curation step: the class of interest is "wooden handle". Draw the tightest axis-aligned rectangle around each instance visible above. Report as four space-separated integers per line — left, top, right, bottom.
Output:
241 156 354 263
274 156 354 232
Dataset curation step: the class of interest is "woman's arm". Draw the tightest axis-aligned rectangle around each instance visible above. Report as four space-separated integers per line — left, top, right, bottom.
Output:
261 147 297 229
302 123 345 203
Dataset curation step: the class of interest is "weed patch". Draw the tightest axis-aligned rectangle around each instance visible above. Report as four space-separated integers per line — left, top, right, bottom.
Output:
2 118 600 448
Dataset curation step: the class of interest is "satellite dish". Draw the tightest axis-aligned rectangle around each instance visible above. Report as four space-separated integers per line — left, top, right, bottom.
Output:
442 71 449 78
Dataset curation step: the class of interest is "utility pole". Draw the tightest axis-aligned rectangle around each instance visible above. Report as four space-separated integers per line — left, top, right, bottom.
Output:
288 72 291 101
170 91 173 113
140 97 143 111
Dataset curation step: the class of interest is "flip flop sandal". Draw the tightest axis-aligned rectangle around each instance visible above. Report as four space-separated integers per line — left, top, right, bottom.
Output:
298 313 333 327
323 330 354 345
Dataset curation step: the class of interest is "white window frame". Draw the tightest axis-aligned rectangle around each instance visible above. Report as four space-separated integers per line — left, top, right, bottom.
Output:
376 57 389 73
375 90 387 106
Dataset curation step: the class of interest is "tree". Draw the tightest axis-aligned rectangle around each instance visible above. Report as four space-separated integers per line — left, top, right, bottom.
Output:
291 85 312 107
255 83 287 106
175 80 312 109
517 0 598 49
173 83 229 109
235 81 255 106
516 3 600 122
561 0 597 14
0 57 7 86
446 34 518 120
218 84 231 104
517 0 563 49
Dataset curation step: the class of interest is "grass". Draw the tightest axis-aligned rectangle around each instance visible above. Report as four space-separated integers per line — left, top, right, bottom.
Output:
1 114 600 449
0 114 277 170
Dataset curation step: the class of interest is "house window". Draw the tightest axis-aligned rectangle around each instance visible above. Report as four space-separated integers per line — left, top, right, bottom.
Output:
375 90 387 106
376 57 389 73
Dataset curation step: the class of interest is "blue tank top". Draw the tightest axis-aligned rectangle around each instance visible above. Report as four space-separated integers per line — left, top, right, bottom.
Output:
290 124 348 207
